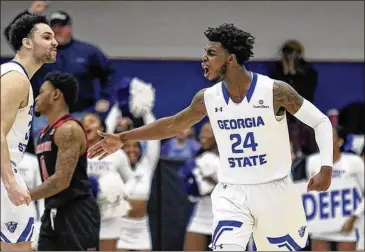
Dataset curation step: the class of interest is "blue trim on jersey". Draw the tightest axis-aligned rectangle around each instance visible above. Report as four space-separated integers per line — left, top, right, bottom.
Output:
221 82 230 104
0 232 11 243
221 72 258 105
267 234 302 251
9 60 29 79
246 72 258 103
16 217 34 243
212 220 243 246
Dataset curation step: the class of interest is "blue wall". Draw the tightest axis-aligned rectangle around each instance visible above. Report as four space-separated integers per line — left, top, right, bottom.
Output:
2 57 364 130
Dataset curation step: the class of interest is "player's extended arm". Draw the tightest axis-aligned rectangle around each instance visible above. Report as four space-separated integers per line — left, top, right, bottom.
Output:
120 89 207 142
29 121 84 200
273 81 333 190
0 72 29 187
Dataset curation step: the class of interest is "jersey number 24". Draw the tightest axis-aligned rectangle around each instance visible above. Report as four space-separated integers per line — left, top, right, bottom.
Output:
230 132 258 153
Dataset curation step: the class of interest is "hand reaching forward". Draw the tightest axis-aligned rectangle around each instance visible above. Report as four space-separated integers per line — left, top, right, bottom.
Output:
87 131 124 160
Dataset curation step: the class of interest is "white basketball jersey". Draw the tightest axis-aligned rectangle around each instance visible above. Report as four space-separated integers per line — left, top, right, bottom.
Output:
204 72 292 184
1 61 34 167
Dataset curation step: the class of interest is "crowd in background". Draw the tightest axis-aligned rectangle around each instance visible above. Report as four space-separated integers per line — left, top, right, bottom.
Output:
3 1 364 251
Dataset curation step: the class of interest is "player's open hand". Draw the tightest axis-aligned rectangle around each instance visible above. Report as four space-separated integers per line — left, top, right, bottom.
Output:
6 181 31 206
307 166 332 192
87 130 124 160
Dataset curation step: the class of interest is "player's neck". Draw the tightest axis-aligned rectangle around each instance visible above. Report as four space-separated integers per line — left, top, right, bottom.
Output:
13 54 42 79
333 149 341 163
223 66 252 96
46 110 69 126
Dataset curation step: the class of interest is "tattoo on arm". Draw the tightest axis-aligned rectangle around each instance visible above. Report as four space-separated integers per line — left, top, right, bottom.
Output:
273 81 304 115
30 122 83 201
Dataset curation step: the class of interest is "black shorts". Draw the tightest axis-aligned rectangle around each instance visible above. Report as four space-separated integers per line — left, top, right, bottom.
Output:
38 195 101 251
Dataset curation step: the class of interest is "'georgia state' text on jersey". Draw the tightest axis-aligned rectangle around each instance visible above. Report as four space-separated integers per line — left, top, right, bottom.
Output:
204 72 292 184
1 61 33 167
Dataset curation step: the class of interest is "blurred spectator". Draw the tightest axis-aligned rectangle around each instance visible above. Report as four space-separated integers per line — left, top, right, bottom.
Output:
3 1 49 44
290 142 308 182
161 128 201 159
306 126 364 251
31 10 116 145
270 40 318 103
270 40 319 156
339 102 365 135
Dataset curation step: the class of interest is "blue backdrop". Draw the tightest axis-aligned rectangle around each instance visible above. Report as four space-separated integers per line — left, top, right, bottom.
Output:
2 57 363 132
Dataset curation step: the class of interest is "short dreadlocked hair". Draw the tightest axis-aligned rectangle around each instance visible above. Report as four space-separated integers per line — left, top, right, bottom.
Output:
204 23 255 65
44 71 79 108
8 14 49 52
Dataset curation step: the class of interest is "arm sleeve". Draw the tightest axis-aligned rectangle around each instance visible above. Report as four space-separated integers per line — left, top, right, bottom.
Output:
293 99 333 167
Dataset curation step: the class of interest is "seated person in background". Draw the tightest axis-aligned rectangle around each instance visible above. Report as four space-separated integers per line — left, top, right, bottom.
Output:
160 127 201 159
306 126 364 251
16 151 44 251
82 113 133 251
116 111 160 251
180 122 219 251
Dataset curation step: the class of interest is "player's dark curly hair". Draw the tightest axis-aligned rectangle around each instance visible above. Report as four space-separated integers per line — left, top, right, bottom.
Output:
44 71 79 108
204 23 255 65
8 14 49 52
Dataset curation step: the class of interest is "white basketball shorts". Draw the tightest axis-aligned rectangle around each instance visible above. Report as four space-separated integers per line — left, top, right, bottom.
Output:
210 175 308 251
1 167 35 243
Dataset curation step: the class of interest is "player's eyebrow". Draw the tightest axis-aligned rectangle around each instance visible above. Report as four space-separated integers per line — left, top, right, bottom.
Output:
42 32 54 36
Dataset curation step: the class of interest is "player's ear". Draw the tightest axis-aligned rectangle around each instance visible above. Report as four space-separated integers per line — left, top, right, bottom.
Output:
22 38 32 49
228 54 237 64
53 89 62 100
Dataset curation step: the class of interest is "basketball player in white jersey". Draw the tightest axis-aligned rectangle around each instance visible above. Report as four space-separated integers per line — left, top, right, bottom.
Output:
307 126 364 251
82 113 133 251
15 152 44 250
1 14 57 251
88 23 333 251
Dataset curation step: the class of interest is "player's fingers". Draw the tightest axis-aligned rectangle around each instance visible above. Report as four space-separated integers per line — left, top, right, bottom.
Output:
97 130 111 138
101 142 113 153
307 178 314 192
88 145 104 158
25 195 32 205
90 148 105 159
98 152 110 161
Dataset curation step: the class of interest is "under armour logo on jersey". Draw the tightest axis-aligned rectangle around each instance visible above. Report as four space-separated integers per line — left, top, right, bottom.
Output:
215 107 223 112
298 225 306 238
5 221 18 233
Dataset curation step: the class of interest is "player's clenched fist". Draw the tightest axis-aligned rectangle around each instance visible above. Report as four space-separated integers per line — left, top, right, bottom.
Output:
307 166 332 192
6 181 31 206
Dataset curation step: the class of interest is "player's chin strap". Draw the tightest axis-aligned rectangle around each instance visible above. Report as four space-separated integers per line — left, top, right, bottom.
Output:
293 99 333 167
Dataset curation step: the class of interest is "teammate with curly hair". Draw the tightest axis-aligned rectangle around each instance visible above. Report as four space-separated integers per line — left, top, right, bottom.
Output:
1 14 57 251
88 23 334 251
